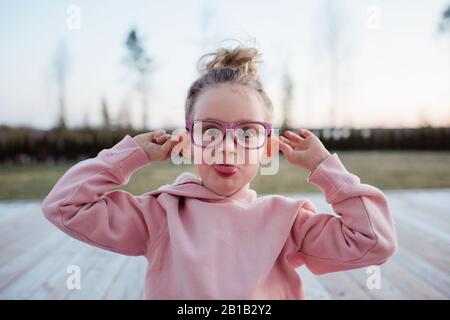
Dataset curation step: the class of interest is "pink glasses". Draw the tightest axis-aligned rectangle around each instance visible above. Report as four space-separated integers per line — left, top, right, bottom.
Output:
186 119 272 150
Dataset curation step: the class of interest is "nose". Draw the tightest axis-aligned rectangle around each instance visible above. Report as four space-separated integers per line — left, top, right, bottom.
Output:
216 129 237 156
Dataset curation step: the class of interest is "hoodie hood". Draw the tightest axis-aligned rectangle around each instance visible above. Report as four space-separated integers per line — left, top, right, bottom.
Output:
145 172 258 204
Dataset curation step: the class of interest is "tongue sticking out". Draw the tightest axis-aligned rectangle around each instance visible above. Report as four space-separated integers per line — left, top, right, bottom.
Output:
213 164 239 177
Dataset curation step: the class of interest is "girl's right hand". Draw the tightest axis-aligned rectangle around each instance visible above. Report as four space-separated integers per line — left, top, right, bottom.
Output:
132 130 181 162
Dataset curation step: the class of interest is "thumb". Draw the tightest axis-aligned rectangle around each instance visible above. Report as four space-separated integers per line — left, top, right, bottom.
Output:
160 135 181 155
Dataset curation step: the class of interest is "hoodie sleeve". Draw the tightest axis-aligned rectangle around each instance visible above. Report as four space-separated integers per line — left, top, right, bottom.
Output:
41 135 153 256
289 153 398 275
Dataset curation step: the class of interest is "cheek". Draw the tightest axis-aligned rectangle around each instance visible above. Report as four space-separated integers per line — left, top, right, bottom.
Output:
241 163 260 179
240 148 264 165
195 163 223 185
196 163 210 178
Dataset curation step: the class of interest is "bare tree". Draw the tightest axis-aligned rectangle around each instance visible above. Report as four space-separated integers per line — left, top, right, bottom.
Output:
123 28 153 130
51 41 70 130
101 96 111 129
314 0 353 128
438 4 450 124
438 4 450 32
324 0 340 128
82 109 90 129
281 64 294 131
117 93 133 130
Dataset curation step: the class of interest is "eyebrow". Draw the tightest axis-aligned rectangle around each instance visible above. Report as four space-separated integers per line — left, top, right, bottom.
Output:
202 118 259 123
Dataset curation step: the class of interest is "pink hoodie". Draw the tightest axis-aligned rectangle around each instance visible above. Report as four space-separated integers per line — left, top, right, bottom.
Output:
41 134 397 299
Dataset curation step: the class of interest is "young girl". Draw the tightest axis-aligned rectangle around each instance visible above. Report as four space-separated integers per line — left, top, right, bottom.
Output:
41 45 397 300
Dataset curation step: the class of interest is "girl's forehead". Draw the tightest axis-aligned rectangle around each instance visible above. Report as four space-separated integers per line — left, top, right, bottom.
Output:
192 84 266 122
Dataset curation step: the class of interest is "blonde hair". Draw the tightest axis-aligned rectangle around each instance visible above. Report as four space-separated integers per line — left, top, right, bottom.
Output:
185 43 274 121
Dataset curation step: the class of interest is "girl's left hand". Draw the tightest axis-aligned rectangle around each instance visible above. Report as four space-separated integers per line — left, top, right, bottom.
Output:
277 129 331 173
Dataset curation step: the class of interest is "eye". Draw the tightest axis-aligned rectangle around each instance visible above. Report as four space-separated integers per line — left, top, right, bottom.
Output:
238 128 257 139
203 127 222 136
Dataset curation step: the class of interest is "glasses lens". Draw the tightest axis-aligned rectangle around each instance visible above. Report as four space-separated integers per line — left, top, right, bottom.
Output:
235 123 266 149
192 121 223 148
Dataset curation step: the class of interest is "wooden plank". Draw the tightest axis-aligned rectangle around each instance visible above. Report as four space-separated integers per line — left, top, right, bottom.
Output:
389 193 450 236
379 257 447 299
63 249 128 299
314 271 372 299
345 266 408 300
394 218 450 273
0 232 74 299
0 231 64 291
384 190 450 230
102 256 147 299
393 247 450 298
26 242 105 299
403 189 450 210
296 266 332 299
394 213 450 257
0 207 48 251
0 201 38 224
0 217 55 268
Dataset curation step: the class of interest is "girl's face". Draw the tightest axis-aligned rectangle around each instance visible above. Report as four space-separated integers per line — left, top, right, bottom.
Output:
190 83 270 196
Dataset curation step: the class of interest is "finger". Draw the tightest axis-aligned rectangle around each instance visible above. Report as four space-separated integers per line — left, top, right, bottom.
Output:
155 134 170 144
151 132 167 143
278 136 294 151
160 137 180 154
149 130 166 140
279 136 296 149
277 137 293 155
298 128 314 138
154 137 167 145
284 130 304 143
279 135 297 148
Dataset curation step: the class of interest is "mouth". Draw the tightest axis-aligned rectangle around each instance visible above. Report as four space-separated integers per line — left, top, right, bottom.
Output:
212 164 239 177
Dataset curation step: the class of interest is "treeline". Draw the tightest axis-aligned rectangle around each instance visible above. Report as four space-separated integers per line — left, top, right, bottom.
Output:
1 125 449 164
0 126 140 164
308 126 450 151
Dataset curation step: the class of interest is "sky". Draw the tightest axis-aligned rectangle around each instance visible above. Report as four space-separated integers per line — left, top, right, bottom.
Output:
0 0 449 130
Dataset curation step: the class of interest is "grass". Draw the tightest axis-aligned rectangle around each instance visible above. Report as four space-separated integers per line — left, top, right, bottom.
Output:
1 151 450 200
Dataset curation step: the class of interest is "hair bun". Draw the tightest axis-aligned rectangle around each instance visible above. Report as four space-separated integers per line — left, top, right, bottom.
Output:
198 45 262 78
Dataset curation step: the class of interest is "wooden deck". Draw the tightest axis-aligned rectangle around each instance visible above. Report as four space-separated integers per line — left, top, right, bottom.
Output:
0 189 449 300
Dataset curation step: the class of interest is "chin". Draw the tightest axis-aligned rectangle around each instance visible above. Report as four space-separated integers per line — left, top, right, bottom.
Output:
213 188 235 197
209 176 240 196
204 171 240 196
